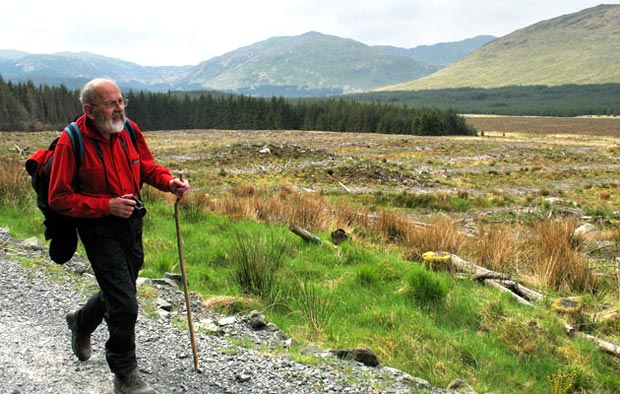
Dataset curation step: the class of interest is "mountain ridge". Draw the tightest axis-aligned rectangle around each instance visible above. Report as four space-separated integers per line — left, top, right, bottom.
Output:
185 31 439 94
374 35 496 67
0 33 489 96
379 4 620 91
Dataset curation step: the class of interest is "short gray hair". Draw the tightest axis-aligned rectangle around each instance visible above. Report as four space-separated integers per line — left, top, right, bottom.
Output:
79 78 118 105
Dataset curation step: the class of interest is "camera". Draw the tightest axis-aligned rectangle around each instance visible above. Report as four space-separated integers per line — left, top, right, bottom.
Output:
123 196 147 218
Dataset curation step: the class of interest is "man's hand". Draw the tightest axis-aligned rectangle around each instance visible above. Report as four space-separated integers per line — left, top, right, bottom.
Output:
169 178 190 199
109 195 137 218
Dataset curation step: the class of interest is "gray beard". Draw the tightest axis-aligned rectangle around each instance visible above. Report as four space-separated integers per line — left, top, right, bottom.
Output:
96 114 126 134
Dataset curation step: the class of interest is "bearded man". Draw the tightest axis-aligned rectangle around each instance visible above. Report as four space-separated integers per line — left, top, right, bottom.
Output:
48 78 189 394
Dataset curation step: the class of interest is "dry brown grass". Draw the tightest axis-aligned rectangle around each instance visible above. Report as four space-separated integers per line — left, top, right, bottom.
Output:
203 295 258 314
525 217 592 292
403 216 468 261
279 189 330 231
0 157 32 207
333 203 371 230
471 222 520 273
203 185 332 231
179 184 599 296
231 183 258 198
374 210 412 244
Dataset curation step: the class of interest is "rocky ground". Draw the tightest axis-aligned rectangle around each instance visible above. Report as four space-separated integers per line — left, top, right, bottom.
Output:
0 228 471 394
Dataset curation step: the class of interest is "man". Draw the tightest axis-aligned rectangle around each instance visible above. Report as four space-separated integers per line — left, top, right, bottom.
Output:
48 78 190 394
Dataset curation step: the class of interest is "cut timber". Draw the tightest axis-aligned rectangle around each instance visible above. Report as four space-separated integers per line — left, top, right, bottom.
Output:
338 182 352 193
582 334 620 358
289 224 322 244
449 254 543 303
565 322 620 358
473 272 510 281
448 253 620 358
483 279 532 306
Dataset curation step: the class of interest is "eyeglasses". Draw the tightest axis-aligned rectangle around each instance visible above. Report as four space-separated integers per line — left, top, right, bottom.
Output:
89 98 129 109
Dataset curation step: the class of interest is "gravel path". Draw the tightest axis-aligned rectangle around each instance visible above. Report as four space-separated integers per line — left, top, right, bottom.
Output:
0 231 452 394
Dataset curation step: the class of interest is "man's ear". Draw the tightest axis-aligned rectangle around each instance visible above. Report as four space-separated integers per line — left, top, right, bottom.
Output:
83 104 96 120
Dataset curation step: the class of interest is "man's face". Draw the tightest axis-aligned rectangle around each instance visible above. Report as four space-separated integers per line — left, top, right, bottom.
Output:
86 83 127 135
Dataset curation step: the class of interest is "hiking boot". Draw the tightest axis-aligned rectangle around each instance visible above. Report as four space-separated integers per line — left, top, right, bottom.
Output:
114 369 156 394
65 311 92 361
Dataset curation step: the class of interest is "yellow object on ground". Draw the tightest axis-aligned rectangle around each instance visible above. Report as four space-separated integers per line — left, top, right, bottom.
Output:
421 251 452 271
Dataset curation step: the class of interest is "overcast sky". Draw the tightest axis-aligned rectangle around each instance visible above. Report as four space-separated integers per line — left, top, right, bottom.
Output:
0 0 614 66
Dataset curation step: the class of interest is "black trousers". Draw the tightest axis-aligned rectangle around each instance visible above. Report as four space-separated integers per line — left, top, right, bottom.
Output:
75 215 144 375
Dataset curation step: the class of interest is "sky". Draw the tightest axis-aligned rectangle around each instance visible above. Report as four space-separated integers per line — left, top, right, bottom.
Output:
0 0 615 66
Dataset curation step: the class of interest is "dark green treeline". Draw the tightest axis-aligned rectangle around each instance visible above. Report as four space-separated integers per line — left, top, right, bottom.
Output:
346 84 620 117
0 76 474 136
0 77 81 131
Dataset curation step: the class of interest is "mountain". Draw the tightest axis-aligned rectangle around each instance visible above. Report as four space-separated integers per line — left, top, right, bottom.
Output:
379 4 620 91
183 32 439 95
0 50 29 61
0 32 492 96
374 35 496 67
0 51 192 90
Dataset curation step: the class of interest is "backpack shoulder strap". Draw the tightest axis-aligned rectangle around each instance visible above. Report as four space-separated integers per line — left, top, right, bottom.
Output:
124 119 138 150
63 122 84 168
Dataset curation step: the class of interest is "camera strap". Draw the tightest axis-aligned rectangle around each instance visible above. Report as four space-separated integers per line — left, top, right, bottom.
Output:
119 134 141 199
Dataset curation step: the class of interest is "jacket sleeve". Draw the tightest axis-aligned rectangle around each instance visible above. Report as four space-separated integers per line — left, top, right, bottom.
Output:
48 132 111 218
131 121 174 192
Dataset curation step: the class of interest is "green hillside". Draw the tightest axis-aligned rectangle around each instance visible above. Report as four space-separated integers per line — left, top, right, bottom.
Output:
186 32 438 94
379 4 620 91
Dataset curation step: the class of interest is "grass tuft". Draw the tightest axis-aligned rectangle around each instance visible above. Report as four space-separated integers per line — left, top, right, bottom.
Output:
228 228 289 301
527 218 592 292
403 264 450 308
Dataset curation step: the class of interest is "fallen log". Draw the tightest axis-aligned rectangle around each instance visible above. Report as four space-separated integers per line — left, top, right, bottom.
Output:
338 182 352 193
449 254 543 302
473 272 511 281
449 254 494 276
564 323 620 358
483 279 532 306
289 223 322 244
441 253 620 358
498 280 544 302
582 333 620 358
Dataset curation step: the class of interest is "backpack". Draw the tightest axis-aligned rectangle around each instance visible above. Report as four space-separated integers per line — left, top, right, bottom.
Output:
25 120 137 264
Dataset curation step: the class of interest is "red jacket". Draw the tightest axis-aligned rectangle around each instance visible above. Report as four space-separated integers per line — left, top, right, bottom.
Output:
48 115 173 218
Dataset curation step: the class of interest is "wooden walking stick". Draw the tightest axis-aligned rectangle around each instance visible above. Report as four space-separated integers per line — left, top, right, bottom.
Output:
174 172 199 371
